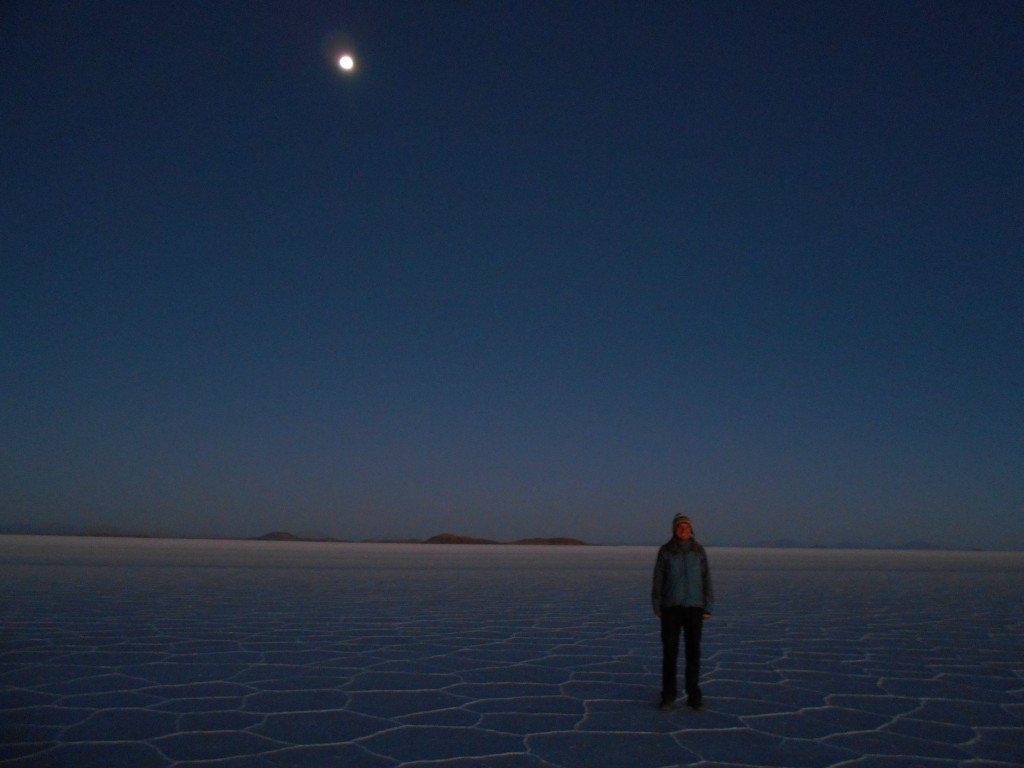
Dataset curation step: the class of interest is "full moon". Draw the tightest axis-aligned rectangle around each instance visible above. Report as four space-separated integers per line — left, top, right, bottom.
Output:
338 54 355 71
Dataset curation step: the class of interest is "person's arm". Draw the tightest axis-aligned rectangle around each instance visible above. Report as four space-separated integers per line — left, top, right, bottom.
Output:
700 548 714 617
651 550 665 616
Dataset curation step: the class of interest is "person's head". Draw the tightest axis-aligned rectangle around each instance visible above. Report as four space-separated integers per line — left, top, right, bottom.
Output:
672 513 693 542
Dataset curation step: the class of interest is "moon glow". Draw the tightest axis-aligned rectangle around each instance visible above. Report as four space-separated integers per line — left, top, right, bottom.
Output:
338 54 355 71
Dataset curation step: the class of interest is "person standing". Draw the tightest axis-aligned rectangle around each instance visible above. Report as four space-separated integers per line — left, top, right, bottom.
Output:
651 513 714 710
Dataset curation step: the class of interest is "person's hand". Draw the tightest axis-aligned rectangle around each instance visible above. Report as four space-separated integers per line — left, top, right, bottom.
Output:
702 612 711 621
655 611 662 618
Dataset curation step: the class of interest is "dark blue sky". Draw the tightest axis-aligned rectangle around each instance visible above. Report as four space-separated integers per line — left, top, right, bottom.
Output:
3 1 1022 548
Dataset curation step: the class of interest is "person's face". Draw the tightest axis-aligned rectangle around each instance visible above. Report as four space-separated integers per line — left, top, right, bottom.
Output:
674 521 692 542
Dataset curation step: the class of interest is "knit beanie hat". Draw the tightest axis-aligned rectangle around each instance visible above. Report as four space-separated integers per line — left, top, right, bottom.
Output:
672 513 693 532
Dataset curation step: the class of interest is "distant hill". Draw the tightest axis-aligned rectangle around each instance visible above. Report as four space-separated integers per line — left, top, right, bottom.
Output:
424 533 499 545
255 531 303 541
253 531 343 543
0 528 997 550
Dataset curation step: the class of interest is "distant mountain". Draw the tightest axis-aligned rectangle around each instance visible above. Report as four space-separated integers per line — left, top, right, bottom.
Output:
0 528 998 550
255 531 302 541
253 531 343 543
424 533 499 545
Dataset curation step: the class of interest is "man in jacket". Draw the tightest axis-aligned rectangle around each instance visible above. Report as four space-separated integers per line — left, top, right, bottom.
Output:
651 513 714 710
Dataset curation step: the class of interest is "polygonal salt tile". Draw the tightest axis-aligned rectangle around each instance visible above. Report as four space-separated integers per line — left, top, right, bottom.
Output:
527 730 697 768
40 672 152 695
467 695 585 715
397 707 481 727
367 658 468 675
697 678 818 707
144 681 255 698
153 730 286 761
703 667 784 684
153 695 247 713
682 726 856 767
775 655 862 673
478 711 580 735
163 651 263 665
531 654 610 670
345 689 469 718
403 755 549 768
570 667 650 682
938 671 1021 694
120 662 250 684
58 690 163 708
204 743 398 767
1003 702 1024 719
343 671 462 691
0 723 60 745
0 650 68 664
248 673 354 691
885 715 975 743
547 644 618 657
881 676 1010 703
702 696 795 717
824 694 919 716
910 698 1023 726
404 652 495 670
743 705 889 739
446 682 561 700
177 710 266 731
459 665 570 685
255 709 392 744
0 743 52 764
230 665 326 684
61 708 179 740
820 757 953 768
708 650 786 665
1 741 170 768
580 661 649 676
966 726 1024 764
782 671 885 695
0 689 58 707
358 725 524 762
171 640 245 652
242 688 350 713
57 650 167 666
0 705 93 726
449 648 547 665
261 650 341 665
578 699 717 734
824 728 972 760
558 680 658 701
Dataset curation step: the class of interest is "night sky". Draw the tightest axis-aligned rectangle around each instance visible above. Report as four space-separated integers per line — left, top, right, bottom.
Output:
3 1 1022 548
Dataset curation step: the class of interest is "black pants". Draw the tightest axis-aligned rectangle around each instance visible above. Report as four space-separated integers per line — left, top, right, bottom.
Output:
660 606 703 704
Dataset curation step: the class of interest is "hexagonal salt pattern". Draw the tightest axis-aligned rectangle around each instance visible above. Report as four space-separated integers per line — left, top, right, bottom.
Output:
2 537 1022 767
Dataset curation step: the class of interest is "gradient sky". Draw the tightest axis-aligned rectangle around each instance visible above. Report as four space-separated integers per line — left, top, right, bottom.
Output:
3 1 1022 548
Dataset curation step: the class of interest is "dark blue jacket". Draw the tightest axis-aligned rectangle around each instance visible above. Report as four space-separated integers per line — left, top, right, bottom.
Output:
651 537 714 614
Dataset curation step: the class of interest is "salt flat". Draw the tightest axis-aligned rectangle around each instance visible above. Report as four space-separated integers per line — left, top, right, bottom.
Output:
1 536 1022 767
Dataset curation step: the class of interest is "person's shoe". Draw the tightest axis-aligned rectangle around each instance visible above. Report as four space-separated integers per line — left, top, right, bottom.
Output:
657 698 676 711
686 698 705 711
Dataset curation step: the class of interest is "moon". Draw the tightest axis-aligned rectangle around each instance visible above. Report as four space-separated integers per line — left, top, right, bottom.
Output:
338 54 355 72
